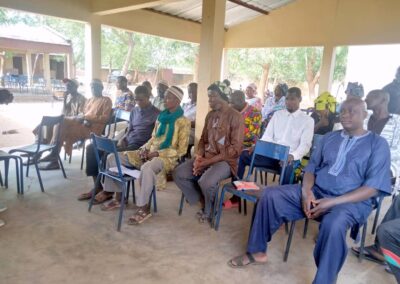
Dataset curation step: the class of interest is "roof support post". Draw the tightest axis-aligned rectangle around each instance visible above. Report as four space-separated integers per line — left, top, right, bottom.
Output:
25 52 32 86
43 53 51 92
85 17 102 92
318 45 337 94
195 0 227 145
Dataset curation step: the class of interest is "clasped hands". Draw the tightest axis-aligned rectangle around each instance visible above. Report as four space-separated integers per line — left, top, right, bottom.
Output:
139 149 159 162
301 188 336 219
193 155 210 176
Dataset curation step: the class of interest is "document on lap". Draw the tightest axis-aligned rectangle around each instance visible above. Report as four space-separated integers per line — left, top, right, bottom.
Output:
233 181 260 191
109 166 141 179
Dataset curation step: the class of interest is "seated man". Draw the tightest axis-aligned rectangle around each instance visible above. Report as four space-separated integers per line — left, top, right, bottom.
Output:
41 79 112 170
228 98 392 284
261 83 288 120
237 87 314 184
78 85 160 203
182 82 197 147
173 82 244 223
152 80 169 111
311 91 337 135
101 86 190 223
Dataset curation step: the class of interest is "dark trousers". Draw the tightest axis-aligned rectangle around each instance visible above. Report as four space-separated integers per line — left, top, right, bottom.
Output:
247 184 371 284
237 150 294 184
377 195 400 282
85 142 141 177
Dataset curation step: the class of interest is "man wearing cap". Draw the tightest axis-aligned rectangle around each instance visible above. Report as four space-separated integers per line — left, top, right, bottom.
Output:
153 80 169 111
101 86 190 224
245 83 262 110
41 79 112 170
173 82 245 224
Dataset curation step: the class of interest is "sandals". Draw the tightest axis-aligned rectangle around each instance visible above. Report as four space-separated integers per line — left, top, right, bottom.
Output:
351 246 385 264
100 199 121 211
128 208 152 225
228 253 267 269
92 191 113 205
77 191 92 201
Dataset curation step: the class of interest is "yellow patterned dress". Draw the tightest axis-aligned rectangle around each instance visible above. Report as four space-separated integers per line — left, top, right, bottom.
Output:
124 116 191 190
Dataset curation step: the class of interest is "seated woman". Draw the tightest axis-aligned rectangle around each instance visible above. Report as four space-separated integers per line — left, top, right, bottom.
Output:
261 83 288 120
100 86 190 224
311 91 337 135
41 79 112 170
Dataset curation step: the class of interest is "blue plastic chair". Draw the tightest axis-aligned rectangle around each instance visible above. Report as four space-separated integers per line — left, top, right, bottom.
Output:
214 141 290 231
9 115 66 192
0 151 24 194
88 133 157 232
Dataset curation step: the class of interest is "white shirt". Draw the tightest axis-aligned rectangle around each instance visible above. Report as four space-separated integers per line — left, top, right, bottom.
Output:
261 109 314 160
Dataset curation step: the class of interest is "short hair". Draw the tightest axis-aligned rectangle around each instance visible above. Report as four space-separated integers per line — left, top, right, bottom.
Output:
0 89 13 104
142 80 152 91
117 76 128 84
207 83 229 102
368 89 390 102
91 79 103 89
188 82 198 89
231 90 245 100
134 85 151 98
287 87 301 98
223 79 231 87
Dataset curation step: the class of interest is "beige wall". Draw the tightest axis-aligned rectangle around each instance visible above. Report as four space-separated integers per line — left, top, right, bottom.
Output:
225 0 400 48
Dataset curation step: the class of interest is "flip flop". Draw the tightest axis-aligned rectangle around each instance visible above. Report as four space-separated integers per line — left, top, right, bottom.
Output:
91 191 113 205
100 200 121 211
128 209 152 225
228 253 266 269
77 192 92 201
351 247 385 265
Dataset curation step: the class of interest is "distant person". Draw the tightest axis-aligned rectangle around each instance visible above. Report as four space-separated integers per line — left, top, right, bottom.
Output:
40 79 112 170
311 92 337 135
245 83 262 110
336 82 364 113
153 80 169 111
223 79 233 96
383 66 400 114
182 82 197 146
114 76 135 111
261 83 288 120
142 80 153 99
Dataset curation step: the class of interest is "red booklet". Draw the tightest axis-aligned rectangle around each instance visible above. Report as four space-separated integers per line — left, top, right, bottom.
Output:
233 181 260 191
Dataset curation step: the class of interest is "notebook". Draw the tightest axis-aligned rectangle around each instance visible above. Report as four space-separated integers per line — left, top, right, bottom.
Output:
233 181 260 191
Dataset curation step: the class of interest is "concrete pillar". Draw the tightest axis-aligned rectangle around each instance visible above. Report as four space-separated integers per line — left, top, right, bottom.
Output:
85 17 102 92
195 0 226 144
66 53 74 78
318 45 337 94
43 53 51 92
221 48 229 80
25 52 32 86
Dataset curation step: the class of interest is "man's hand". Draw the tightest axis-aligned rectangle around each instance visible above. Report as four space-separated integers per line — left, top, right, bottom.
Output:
193 155 207 176
146 151 159 160
309 198 336 219
287 154 294 165
301 187 316 218
139 149 149 161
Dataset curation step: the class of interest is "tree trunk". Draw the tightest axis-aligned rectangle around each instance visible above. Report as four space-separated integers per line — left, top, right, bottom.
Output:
121 33 135 76
305 51 320 100
193 52 199 83
258 62 270 104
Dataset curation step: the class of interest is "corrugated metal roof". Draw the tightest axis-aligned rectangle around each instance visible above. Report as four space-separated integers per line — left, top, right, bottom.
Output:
150 0 296 27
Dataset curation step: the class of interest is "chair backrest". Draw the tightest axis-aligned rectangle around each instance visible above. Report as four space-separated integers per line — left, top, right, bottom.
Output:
91 133 124 178
102 110 118 138
111 109 131 139
36 115 64 152
246 140 290 184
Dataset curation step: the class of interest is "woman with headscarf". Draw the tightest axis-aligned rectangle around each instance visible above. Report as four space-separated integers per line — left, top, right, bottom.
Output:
312 91 337 135
261 83 288 120
245 83 262 110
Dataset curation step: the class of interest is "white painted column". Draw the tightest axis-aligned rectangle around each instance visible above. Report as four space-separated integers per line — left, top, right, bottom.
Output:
318 45 337 94
85 17 102 93
43 53 51 92
25 52 32 86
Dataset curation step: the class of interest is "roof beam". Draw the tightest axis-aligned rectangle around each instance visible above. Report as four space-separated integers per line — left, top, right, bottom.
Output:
92 0 184 16
227 0 269 15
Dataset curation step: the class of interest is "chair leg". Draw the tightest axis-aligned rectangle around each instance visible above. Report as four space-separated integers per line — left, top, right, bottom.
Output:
80 140 86 170
69 153 72 164
244 200 247 216
214 188 226 231
0 169 3 187
259 170 263 185
283 221 296 262
178 193 185 216
238 197 242 214
26 156 30 177
285 222 289 234
18 157 24 194
372 202 383 235
117 183 128 232
34 162 44 192
152 186 157 213
303 218 309 238
64 152 66 161
273 174 277 182
264 172 268 185
131 180 136 204
4 159 9 188
14 158 20 194
58 155 67 179
359 222 368 263
211 189 219 228
89 175 102 212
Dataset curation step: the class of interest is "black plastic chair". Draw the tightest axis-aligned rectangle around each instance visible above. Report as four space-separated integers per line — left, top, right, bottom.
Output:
88 133 157 232
0 151 24 194
9 115 66 192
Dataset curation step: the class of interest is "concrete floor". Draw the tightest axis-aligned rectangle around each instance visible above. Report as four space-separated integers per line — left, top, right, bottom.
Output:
0 153 396 284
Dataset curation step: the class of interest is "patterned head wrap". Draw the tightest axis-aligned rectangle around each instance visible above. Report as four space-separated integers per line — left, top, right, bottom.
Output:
314 91 337 113
166 86 184 101
345 82 364 98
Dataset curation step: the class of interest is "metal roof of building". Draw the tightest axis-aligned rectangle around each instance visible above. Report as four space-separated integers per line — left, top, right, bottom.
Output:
0 24 71 46
150 0 296 28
